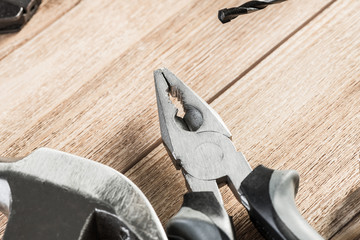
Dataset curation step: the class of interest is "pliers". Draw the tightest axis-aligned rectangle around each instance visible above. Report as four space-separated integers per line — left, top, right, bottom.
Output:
154 68 324 240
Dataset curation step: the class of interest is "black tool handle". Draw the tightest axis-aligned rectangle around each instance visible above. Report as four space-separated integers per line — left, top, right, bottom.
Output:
0 0 42 33
166 192 233 240
240 165 324 240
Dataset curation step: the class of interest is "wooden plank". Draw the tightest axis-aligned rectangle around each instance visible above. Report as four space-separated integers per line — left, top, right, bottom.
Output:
0 0 195 155
331 213 360 240
326 184 360 239
0 0 333 174
0 0 81 60
125 0 360 238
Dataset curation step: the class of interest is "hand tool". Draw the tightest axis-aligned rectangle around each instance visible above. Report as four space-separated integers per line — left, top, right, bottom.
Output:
218 0 286 23
0 148 167 240
154 68 324 240
0 0 41 33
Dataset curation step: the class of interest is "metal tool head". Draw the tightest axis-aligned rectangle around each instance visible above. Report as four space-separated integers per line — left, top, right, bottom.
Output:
154 67 231 160
154 68 251 192
0 148 167 240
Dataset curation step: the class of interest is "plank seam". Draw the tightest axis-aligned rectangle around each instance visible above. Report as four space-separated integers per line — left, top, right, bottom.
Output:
123 139 162 173
328 211 360 239
208 0 338 103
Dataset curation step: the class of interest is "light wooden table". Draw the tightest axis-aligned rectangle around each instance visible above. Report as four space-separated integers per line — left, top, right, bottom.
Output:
0 0 359 239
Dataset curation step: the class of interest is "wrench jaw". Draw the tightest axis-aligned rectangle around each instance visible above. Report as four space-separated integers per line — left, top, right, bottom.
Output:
79 209 141 240
0 148 167 240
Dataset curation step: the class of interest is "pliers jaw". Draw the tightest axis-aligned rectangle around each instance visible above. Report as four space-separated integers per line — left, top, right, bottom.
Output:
154 68 231 167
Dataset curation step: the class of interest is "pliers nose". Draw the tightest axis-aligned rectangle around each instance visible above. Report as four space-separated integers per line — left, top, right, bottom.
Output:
154 68 251 186
154 68 231 154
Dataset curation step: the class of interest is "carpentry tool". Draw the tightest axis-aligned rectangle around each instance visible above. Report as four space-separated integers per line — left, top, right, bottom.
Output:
0 0 41 33
0 148 167 240
218 0 286 23
154 68 324 240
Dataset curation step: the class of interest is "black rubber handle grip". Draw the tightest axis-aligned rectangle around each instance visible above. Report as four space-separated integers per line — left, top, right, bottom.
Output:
166 192 233 240
240 165 324 240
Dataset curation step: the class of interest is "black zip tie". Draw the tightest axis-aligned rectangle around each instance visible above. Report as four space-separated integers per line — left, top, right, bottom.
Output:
218 0 286 24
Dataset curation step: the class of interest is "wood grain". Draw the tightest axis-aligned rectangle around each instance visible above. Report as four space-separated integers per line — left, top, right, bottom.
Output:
0 0 195 159
330 190 360 240
0 0 333 173
0 0 358 239
0 0 81 60
331 212 360 240
126 0 360 239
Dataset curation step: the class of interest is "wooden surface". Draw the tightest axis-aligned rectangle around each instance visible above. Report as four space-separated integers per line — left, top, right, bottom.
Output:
0 0 359 239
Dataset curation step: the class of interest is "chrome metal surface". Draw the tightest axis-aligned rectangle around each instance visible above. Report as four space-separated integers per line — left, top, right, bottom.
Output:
0 148 167 240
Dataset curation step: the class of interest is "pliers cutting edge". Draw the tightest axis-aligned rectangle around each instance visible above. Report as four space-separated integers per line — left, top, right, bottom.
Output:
154 68 324 240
